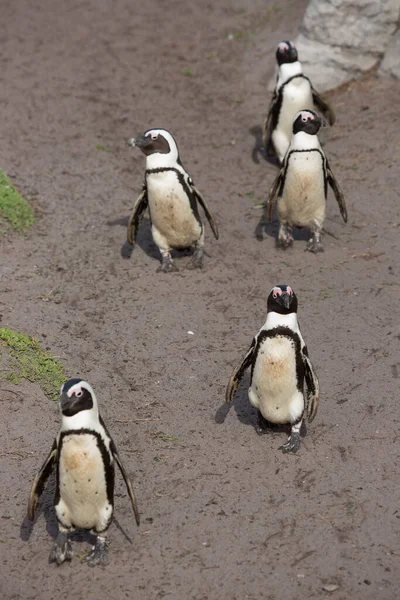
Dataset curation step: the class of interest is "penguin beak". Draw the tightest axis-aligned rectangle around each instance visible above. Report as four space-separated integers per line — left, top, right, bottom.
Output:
60 391 74 413
281 292 291 309
318 116 329 128
126 134 147 148
60 392 73 411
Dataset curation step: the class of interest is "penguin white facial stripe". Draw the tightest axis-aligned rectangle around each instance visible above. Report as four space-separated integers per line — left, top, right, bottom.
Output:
272 287 283 298
67 383 83 398
297 110 314 122
278 42 290 52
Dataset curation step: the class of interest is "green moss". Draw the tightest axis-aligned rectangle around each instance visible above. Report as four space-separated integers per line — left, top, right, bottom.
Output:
0 328 66 400
0 170 35 232
95 143 111 152
152 431 179 442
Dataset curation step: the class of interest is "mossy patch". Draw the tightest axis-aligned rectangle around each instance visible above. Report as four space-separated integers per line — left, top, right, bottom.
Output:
0 170 35 232
0 328 66 400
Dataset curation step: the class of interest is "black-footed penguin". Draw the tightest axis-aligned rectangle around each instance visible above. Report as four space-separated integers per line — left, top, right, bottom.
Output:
28 378 140 566
226 285 319 453
265 109 347 253
263 40 336 163
126 128 219 272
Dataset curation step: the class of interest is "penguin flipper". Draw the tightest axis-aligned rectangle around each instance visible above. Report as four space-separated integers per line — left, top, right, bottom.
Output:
226 338 256 403
303 352 319 423
266 167 284 221
127 185 148 245
28 442 57 521
262 91 278 156
113 448 140 527
191 185 219 240
326 161 348 223
312 88 336 126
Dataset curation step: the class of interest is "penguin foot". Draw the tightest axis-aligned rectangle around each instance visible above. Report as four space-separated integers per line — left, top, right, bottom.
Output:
277 222 293 249
187 249 204 270
307 239 324 253
82 537 109 567
49 531 73 565
256 411 272 435
280 432 301 454
157 260 178 273
277 237 293 250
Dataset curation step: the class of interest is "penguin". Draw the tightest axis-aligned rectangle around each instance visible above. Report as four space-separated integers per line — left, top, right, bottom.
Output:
126 128 219 272
264 109 347 253
28 378 140 566
262 40 336 163
226 285 319 453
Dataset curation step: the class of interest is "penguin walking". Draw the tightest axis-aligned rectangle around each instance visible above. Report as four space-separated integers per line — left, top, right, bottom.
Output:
226 285 319 453
265 109 347 253
126 128 219 272
28 378 140 566
263 40 335 163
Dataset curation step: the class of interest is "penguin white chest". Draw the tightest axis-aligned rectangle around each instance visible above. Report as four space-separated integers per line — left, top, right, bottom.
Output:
279 152 326 228
249 336 304 424
58 434 112 530
273 79 314 161
147 171 202 248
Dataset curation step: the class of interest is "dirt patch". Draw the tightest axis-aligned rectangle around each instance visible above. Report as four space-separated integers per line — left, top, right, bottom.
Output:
0 0 399 598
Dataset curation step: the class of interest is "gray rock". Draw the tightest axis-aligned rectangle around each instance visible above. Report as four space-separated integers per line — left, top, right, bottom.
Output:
292 0 400 91
379 28 400 78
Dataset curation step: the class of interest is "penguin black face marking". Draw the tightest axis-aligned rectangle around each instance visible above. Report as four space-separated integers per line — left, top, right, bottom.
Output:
276 41 298 66
267 285 298 314
127 130 171 156
292 110 328 136
60 379 93 417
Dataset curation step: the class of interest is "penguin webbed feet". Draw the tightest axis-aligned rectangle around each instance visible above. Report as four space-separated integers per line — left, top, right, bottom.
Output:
256 411 273 436
307 225 324 253
306 238 324 254
186 246 204 270
280 431 301 454
82 536 109 567
49 530 73 565
157 253 179 273
277 222 293 249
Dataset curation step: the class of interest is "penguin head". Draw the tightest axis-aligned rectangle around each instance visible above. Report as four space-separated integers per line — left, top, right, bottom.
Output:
292 110 328 136
276 41 298 66
127 128 179 168
59 378 97 418
267 285 298 314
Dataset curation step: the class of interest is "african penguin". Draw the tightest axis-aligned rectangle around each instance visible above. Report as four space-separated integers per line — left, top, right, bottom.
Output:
126 128 219 272
262 40 336 163
265 109 348 253
226 285 319 453
28 378 140 566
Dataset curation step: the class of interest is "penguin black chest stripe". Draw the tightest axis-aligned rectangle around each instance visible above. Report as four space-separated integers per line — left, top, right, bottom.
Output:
145 167 201 225
55 429 114 508
273 74 311 131
280 148 327 197
251 326 304 391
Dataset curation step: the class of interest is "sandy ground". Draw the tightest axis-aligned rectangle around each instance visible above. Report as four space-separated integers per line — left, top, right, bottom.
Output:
1 0 400 598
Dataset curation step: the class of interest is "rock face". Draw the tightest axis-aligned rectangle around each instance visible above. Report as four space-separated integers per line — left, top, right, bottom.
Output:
379 28 400 79
293 0 400 91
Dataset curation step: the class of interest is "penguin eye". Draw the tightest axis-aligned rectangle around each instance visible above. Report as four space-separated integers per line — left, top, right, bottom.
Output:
151 133 158 141
273 293 277 298
301 115 308 123
75 390 83 397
